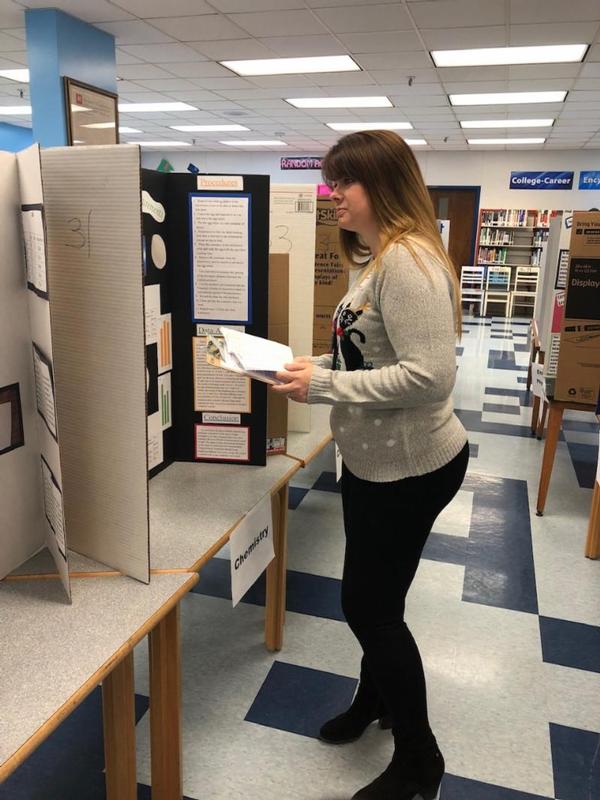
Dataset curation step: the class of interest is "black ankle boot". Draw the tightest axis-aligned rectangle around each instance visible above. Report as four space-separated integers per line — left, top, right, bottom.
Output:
319 682 391 744
351 743 445 799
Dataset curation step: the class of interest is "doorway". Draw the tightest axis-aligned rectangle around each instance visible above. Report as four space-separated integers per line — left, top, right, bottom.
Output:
428 186 480 278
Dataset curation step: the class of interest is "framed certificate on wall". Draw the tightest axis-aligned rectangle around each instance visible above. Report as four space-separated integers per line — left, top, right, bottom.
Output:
63 77 119 146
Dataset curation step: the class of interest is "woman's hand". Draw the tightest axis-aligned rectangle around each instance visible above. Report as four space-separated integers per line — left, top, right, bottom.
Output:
271 361 313 403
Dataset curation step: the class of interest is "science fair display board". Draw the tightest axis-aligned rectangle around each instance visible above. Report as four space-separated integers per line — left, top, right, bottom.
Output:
0 144 149 596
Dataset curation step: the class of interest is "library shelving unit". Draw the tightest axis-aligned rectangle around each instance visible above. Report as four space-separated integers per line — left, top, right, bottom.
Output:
476 208 554 274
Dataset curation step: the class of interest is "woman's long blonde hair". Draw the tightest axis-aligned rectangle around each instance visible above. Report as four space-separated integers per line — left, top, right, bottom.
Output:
322 130 462 335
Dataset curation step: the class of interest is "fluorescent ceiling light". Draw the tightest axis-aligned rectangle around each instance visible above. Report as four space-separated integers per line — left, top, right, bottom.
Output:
0 68 29 82
221 55 360 76
170 124 250 132
0 105 32 114
129 140 190 146
119 126 141 133
460 119 554 129
450 91 567 106
467 138 546 144
405 139 428 145
287 96 392 109
220 140 287 146
118 102 197 112
432 44 588 67
327 121 413 131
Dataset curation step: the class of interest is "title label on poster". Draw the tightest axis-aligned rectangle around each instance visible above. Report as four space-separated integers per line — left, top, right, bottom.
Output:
197 175 243 191
509 171 573 190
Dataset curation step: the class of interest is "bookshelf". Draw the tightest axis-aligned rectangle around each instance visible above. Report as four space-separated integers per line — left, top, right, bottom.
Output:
475 208 555 273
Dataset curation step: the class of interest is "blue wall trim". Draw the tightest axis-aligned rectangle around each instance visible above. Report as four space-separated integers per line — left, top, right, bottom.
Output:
0 122 33 152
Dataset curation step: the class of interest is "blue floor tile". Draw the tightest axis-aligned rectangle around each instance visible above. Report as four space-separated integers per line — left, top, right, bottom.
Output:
462 474 538 615
0 689 149 800
455 409 535 439
482 402 522 415
469 442 479 458
289 486 309 509
550 723 600 800
539 616 600 674
562 418 599 432
423 532 468 566
514 343 530 352
517 376 528 384
456 346 464 356
484 387 530 405
312 470 341 493
441 774 552 799
566 442 598 489
488 351 528 371
245 661 357 739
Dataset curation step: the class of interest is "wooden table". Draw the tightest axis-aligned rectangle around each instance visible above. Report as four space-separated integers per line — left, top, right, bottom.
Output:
0 572 198 798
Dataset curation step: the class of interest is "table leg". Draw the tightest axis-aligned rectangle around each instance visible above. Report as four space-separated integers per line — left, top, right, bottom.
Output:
536 404 563 516
102 652 137 800
536 400 548 440
149 605 182 800
531 395 540 435
265 483 289 652
585 482 600 559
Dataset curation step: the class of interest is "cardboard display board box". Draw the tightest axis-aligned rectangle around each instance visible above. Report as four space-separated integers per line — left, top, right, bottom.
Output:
267 254 289 455
555 212 600 403
313 197 349 357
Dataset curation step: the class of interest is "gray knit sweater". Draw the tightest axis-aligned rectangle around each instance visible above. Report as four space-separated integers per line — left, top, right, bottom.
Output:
308 242 467 482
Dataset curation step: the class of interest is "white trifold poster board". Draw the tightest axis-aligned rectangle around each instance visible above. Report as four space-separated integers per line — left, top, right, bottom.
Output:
229 493 274 607
270 184 317 433
0 144 149 599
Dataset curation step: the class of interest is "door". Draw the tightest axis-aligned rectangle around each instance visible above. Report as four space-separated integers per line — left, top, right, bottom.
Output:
428 186 480 279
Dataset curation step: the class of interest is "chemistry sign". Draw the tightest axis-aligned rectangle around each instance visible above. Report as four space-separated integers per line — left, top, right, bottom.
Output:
509 171 574 190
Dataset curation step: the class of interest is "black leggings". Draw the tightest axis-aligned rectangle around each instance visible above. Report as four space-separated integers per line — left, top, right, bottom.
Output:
340 442 469 743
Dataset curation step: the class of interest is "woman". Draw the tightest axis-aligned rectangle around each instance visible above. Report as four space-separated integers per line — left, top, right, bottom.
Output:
272 130 468 800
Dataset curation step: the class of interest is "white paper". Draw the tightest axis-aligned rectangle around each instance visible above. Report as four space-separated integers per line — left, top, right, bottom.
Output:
32 345 57 438
22 208 47 295
151 233 167 269
531 363 545 398
145 284 161 345
41 457 66 557
229 493 275 607
194 336 251 413
195 424 249 462
147 411 163 470
335 442 342 483
158 313 172 374
197 175 243 191
158 372 172 430
221 327 293 373
191 194 250 322
0 401 12 451
142 189 165 222
202 412 241 425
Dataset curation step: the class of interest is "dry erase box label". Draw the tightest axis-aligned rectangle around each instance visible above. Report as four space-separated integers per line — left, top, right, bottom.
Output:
197 175 243 191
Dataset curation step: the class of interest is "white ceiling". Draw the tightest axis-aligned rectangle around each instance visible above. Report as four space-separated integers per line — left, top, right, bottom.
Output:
1 0 600 150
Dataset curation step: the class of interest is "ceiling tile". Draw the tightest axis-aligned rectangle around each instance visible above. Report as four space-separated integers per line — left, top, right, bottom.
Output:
410 0 505 28
115 80 154 93
508 64 582 80
369 68 440 85
309 71 378 86
158 90 221 101
148 15 248 41
21 0 133 22
437 66 509 82
354 53 432 70
229 9 328 36
580 63 600 78
510 0 600 23
119 43 207 63
337 31 423 52
190 77 259 90
509 22 599 45
567 90 600 101
116 64 177 80
421 26 506 49
116 48 144 65
210 0 304 9
257 34 346 56
110 0 214 15
588 45 600 62
2 26 24 39
131 78 201 91
313 3 413 33
390 95 449 107
0 30 25 50
0 1 23 28
188 39 275 60
246 75 315 89
160 61 232 78
95 20 175 44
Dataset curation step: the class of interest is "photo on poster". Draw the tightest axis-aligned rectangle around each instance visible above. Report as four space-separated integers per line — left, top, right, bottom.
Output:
193 336 251 413
158 313 172 374
32 343 58 440
194 424 250 462
0 383 25 456
40 455 67 560
158 371 172 430
147 411 163 470
21 204 48 299
145 283 161 346
189 193 252 324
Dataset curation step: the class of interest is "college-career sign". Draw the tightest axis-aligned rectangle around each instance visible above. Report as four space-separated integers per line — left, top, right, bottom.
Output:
509 171 574 190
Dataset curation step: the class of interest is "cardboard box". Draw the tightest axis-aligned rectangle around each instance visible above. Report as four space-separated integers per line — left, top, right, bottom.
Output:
555 212 600 403
313 197 349 356
267 254 289 454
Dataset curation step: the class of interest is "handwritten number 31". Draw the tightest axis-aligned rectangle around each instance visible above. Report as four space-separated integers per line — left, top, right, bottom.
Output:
65 210 92 257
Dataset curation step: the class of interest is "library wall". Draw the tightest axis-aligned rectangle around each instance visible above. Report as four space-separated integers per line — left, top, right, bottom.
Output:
142 148 600 211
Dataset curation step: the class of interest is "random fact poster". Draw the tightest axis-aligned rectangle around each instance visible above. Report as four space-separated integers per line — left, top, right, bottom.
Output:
190 193 251 324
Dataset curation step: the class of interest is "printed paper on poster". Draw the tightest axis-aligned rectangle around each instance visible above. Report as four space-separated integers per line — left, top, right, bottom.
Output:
193 336 251 413
190 193 251 323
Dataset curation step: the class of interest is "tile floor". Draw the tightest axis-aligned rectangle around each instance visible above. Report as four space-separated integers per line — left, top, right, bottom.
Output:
1 316 599 800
